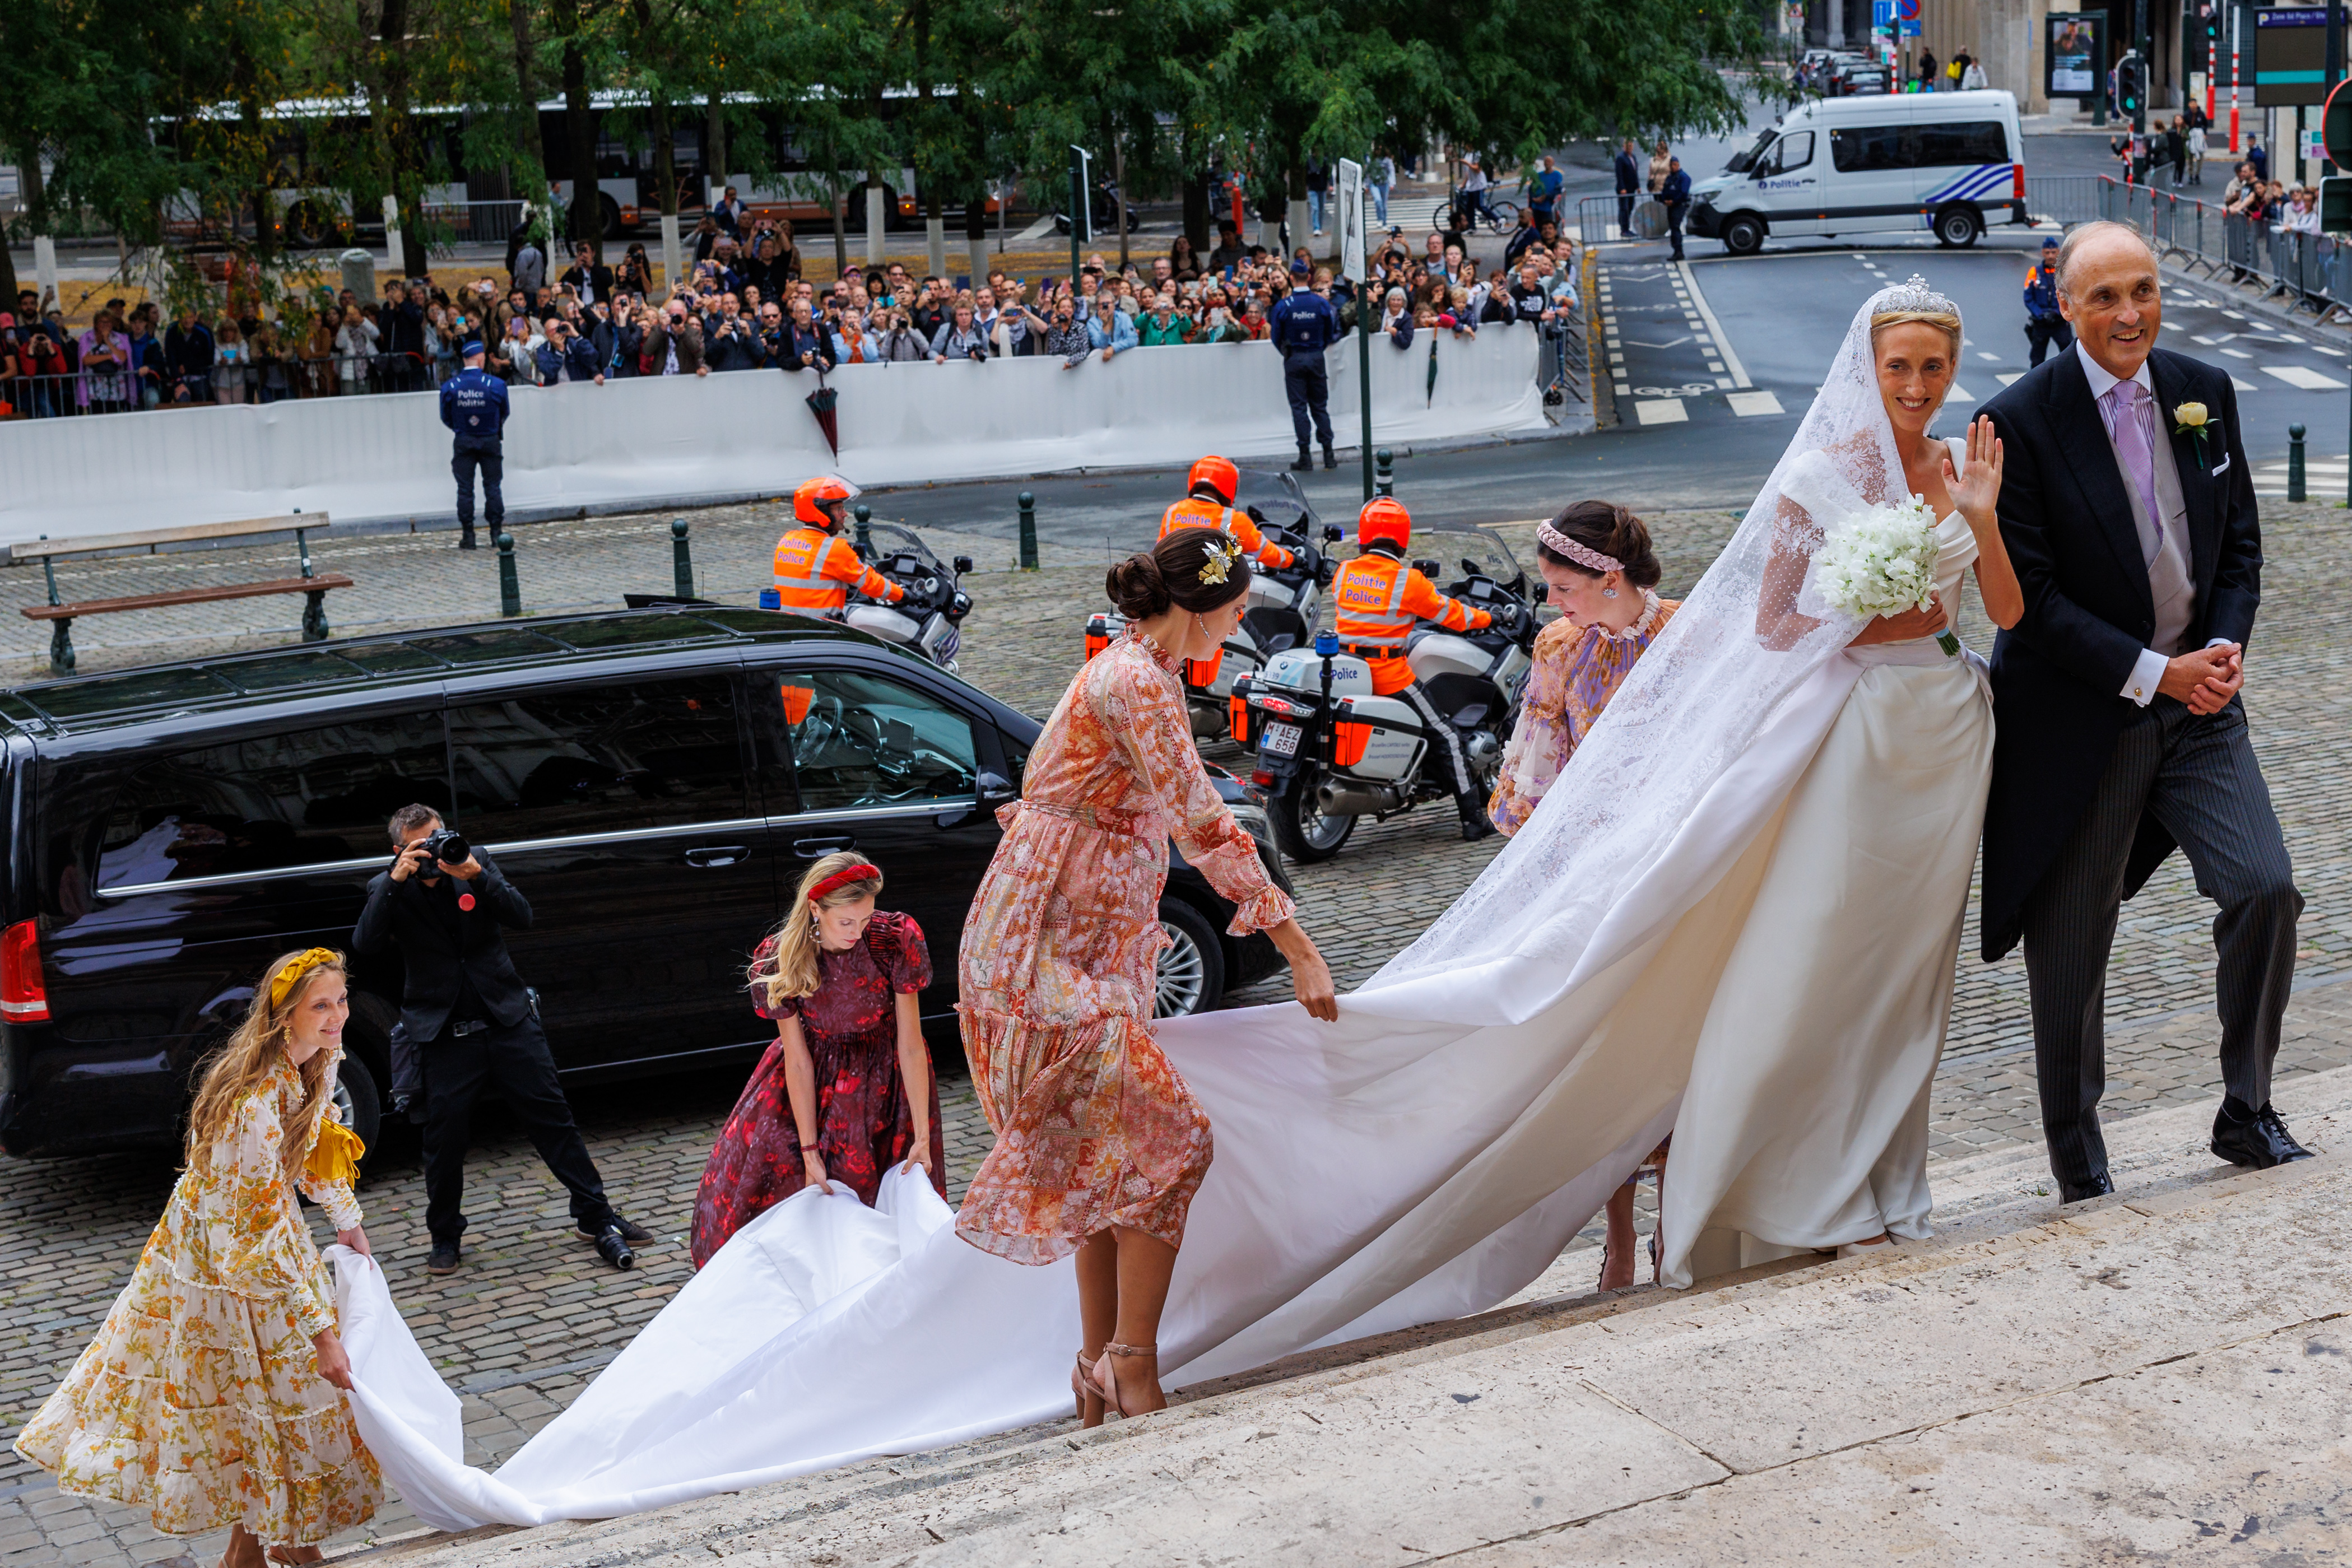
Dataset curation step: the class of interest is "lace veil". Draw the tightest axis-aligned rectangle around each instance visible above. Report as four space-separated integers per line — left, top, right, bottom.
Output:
1373 277 1959 998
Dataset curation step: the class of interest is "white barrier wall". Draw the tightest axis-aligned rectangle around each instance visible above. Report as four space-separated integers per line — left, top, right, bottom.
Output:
0 333 1546 544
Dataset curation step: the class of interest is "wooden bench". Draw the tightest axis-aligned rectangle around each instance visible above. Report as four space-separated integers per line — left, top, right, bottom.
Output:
11 514 351 676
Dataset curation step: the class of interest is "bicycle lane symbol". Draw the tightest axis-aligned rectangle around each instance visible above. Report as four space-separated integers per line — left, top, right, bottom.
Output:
1631 384 1718 398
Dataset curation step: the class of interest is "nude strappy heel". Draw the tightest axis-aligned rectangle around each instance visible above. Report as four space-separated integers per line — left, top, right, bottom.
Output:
1072 1350 1106 1427
1087 1341 1161 1419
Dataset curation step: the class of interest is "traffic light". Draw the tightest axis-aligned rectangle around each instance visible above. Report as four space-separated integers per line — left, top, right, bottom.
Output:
2117 50 2145 118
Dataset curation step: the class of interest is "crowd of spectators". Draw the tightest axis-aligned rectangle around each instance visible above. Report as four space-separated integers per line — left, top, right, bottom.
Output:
0 199 1579 417
2221 162 2323 238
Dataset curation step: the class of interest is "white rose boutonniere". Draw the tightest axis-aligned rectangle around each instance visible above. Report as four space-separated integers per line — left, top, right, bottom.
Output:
2173 401 2211 465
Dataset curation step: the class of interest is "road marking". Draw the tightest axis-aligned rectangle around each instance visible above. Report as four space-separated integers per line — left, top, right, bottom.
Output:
2263 364 2348 389
2233 375 2260 391
1728 390 1785 416
2221 348 2253 359
2313 345 2346 356
1976 352 2001 361
1716 375 1735 389
1996 372 2025 385
2192 334 2222 345
1635 398 1689 425
2223 309 2246 319
1947 383 1978 403
2274 331 2307 343
1675 260 1751 389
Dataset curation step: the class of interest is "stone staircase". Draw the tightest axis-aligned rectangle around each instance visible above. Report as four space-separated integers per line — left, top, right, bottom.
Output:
351 1068 2352 1566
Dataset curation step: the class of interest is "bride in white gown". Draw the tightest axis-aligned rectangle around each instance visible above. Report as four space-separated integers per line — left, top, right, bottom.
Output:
320 276 2025 1532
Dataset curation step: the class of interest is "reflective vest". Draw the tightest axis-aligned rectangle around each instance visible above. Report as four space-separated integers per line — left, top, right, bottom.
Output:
1331 548 1488 695
1158 497 1294 570
772 525 898 615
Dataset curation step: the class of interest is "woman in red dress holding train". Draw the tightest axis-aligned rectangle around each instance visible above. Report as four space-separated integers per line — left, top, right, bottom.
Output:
956 526 1339 1425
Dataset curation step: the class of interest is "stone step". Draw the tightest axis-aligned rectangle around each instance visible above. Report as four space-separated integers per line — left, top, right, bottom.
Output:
349 1066 2352 1566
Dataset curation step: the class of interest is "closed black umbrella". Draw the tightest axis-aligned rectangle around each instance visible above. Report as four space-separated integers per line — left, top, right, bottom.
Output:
806 371 840 455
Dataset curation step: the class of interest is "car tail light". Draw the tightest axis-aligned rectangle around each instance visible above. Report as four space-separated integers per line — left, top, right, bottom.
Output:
1332 721 1373 767
2012 163 2025 200
1184 649 1224 688
2 919 48 1023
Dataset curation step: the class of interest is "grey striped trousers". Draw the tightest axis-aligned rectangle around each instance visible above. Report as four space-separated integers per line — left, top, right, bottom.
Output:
2018 696 2302 1194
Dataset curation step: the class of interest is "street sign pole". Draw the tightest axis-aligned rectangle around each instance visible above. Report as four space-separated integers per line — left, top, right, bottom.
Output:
1337 157 1374 501
1067 146 1092 297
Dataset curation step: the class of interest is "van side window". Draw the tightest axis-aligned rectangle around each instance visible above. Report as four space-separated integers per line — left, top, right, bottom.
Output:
95 711 450 887
1916 122 2010 167
1761 131 1814 175
448 676 747 843
778 669 978 811
1830 126 1921 173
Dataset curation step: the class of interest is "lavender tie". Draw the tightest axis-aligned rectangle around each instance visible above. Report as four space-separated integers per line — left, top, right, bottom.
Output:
2099 379 2164 562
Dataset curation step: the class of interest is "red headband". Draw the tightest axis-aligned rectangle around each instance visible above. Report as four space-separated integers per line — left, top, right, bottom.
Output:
807 863 882 903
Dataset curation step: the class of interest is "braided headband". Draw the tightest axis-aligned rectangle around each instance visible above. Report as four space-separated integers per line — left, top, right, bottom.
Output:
269 948 342 1009
1537 520 1621 575
808 863 883 902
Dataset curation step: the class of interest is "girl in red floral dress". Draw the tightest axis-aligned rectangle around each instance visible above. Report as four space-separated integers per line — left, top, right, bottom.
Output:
689 854 942 1268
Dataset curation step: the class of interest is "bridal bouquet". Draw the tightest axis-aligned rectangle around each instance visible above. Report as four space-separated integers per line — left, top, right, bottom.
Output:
1810 494 1960 656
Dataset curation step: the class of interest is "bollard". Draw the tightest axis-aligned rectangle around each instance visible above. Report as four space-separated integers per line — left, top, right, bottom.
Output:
1017 491 1038 570
853 502 873 555
671 518 694 600
2288 423 2307 502
1374 448 1395 497
496 532 520 617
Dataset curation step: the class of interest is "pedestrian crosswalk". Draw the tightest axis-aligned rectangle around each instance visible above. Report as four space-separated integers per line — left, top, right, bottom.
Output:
2253 455 2349 496
1633 389 1785 424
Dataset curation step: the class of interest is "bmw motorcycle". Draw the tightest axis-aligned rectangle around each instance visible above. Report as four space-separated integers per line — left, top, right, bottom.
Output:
1235 522 1540 862
842 522 977 672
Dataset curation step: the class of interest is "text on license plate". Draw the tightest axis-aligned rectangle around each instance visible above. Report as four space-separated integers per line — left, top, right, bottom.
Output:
1263 722 1303 757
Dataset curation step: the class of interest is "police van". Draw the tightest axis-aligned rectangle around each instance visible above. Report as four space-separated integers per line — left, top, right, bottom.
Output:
1687 89 2026 255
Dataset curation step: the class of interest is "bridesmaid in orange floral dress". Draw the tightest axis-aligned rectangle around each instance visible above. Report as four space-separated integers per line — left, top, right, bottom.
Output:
957 526 1338 1425
1488 501 1679 1292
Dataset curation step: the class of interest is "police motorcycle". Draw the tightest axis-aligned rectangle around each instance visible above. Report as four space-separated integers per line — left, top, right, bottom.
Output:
1084 470 1344 743
1235 523 1539 862
842 520 976 672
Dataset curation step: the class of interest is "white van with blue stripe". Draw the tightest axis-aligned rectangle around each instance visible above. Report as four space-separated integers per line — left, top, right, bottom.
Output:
1687 89 2025 255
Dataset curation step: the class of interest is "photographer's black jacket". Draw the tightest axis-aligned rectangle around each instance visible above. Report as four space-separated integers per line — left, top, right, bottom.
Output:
352 848 535 1040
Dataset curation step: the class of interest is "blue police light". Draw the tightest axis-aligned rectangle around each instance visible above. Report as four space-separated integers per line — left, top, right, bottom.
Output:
1315 630 1340 657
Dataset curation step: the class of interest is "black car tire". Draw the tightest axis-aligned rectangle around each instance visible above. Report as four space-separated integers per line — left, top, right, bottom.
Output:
1270 772 1356 863
1933 204 1981 248
1721 214 1766 256
1155 899 1226 1018
332 1052 384 1169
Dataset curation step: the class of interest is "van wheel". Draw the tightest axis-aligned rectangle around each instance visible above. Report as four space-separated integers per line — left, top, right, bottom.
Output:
1934 205 1981 248
1721 214 1765 256
1155 899 1226 1017
599 194 624 239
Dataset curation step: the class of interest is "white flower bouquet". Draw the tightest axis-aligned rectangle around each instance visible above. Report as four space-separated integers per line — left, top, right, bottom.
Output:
1809 494 1959 656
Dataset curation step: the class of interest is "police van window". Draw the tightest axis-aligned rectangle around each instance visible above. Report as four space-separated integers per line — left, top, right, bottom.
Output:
447 676 747 843
782 669 978 812
1916 122 2010 167
1760 131 1815 175
1830 126 1922 173
95 711 451 888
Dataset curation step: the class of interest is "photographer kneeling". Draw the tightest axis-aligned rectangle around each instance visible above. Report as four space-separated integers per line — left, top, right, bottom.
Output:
354 804 648 1275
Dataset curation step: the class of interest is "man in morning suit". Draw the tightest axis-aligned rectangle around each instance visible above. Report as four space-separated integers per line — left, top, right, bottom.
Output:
1977 221 2308 1204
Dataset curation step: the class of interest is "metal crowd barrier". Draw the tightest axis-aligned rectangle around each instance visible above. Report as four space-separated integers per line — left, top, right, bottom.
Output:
1 351 448 416
2096 174 2351 317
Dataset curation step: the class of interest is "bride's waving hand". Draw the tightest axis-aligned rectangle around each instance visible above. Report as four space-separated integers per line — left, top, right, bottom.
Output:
1946 414 2024 629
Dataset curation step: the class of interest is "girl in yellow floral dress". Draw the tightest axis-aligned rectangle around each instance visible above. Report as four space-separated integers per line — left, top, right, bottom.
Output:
13 949 381 1567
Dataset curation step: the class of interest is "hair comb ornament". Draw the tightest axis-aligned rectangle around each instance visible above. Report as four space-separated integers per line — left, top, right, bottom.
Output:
1877 274 1959 315
1197 533 1246 585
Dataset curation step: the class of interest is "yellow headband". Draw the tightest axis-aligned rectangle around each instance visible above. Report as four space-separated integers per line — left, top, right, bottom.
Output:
269 948 342 1009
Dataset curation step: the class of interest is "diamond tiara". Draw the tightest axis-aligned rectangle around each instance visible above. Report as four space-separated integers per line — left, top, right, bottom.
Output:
1875 273 1959 316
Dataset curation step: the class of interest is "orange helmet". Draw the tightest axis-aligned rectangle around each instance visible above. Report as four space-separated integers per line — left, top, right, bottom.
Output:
1187 455 1239 505
1356 497 1412 553
793 474 859 528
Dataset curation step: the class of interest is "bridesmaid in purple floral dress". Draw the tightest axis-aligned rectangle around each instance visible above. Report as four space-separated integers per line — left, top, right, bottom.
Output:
690 854 944 1268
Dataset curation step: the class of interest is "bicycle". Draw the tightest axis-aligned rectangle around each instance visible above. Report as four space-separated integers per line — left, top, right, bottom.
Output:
1428 185 1519 236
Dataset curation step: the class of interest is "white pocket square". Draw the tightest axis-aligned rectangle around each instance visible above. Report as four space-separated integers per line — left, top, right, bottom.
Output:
2210 454 2232 476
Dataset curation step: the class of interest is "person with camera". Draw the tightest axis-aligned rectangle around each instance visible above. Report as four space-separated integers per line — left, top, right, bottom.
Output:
352 804 648 1276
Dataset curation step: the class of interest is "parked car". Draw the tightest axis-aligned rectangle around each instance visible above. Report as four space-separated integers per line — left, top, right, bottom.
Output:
0 607 1289 1160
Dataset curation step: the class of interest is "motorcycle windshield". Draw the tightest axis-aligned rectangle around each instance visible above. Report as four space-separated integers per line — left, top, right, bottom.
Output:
855 520 945 577
1231 468 1319 545
1412 522 1526 595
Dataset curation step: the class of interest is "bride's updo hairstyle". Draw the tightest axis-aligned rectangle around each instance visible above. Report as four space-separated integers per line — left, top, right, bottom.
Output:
1107 527 1253 620
1537 500 1662 589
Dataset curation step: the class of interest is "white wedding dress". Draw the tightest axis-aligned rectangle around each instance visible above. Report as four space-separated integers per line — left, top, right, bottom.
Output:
322 282 1999 1532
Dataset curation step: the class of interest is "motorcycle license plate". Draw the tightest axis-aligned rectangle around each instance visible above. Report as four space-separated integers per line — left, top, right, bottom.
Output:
1263 722 1303 757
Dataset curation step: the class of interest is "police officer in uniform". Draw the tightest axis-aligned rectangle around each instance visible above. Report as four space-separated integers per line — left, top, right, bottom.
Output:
1268 283 1340 472
1159 455 1294 571
772 474 907 618
439 341 508 551
2023 237 2074 367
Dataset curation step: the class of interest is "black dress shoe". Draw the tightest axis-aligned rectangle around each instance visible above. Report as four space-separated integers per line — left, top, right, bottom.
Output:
582 1214 653 1244
426 1240 462 1275
2057 1171 2113 1204
458 529 478 551
2211 1103 2314 1169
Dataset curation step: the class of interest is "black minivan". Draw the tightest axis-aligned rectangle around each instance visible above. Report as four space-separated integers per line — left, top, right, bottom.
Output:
0 607 1287 1159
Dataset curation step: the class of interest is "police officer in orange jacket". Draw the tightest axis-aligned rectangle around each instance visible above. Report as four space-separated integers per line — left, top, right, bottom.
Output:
1158 455 1294 571
773 475 905 618
1331 497 1497 841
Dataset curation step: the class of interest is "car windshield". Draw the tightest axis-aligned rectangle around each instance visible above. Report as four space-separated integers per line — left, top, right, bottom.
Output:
1726 127 1779 175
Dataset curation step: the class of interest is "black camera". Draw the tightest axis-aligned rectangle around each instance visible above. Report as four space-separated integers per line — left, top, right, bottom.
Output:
414 827 470 869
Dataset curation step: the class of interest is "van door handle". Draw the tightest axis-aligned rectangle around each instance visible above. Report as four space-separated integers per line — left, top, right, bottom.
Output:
792 834 857 858
684 846 749 868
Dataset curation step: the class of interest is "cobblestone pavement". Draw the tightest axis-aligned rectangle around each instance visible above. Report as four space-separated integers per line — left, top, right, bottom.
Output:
1 494 2346 1565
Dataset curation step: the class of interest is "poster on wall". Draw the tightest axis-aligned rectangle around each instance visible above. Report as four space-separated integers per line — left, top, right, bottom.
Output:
2046 12 2104 98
